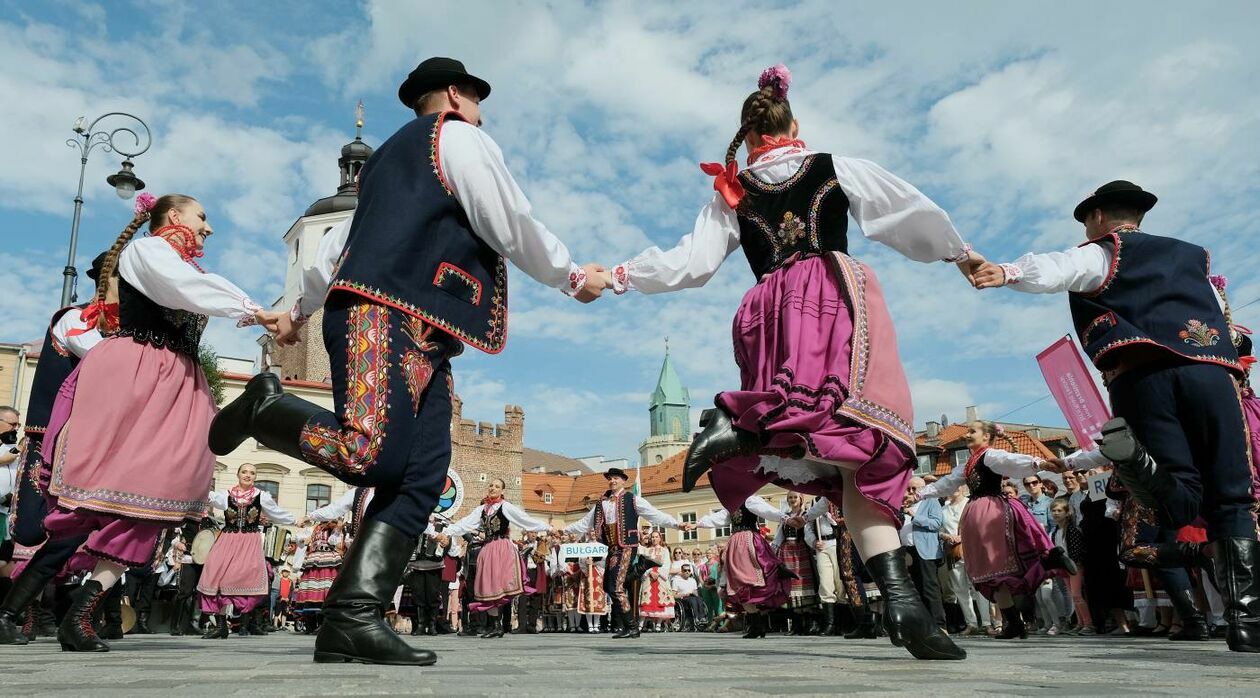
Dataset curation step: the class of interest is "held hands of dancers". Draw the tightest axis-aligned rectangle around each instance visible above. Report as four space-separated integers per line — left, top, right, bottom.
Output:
256 309 304 346
574 262 614 304
971 261 1008 289
954 249 988 286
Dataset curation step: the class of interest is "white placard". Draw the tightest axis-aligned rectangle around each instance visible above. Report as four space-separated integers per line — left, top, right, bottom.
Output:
560 542 608 559
1087 471 1112 501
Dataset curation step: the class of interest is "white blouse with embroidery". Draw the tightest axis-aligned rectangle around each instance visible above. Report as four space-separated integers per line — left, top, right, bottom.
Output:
695 495 785 528
611 147 970 294
917 448 1045 500
118 236 262 326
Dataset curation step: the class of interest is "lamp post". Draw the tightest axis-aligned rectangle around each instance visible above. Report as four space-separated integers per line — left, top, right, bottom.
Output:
61 112 152 306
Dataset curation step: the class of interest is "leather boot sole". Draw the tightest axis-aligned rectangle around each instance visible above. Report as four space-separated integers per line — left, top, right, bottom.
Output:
314 650 437 666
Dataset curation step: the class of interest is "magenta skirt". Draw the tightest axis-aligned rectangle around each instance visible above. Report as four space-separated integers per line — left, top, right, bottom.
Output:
723 530 788 609
469 537 533 612
961 495 1057 600
197 531 270 613
713 255 915 525
1241 389 1260 500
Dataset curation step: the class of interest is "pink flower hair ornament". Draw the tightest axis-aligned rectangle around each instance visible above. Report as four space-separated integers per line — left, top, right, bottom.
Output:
994 424 1005 435
758 64 792 102
134 191 157 216
1208 273 1228 292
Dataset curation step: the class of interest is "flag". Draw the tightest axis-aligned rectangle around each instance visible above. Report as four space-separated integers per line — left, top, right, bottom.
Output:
1036 335 1110 450
632 464 641 497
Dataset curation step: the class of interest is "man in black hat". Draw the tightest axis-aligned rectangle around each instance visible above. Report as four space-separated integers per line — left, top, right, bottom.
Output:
563 468 690 638
972 181 1259 652
0 252 109 645
209 57 611 665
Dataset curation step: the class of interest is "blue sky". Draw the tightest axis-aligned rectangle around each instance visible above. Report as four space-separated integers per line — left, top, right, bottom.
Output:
2 0 1259 464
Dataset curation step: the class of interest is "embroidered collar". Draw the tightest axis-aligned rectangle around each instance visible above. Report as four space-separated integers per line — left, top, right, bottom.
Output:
747 136 807 166
228 486 257 505
151 225 206 272
1108 224 1141 235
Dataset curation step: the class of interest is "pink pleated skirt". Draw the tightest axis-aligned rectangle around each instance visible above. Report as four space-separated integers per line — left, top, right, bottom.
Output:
469 537 532 612
722 530 788 609
197 531 270 601
961 495 1057 599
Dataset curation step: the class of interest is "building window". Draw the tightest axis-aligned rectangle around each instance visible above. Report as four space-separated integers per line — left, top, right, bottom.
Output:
952 449 969 469
306 484 331 513
543 492 553 505
655 455 663 463
514 477 521 486
915 454 934 474
256 480 280 501
715 523 732 539
478 473 487 483
681 513 697 541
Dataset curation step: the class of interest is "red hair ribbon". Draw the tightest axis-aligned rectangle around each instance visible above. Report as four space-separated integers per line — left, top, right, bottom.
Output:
699 161 745 209
1241 356 1256 371
71 300 118 336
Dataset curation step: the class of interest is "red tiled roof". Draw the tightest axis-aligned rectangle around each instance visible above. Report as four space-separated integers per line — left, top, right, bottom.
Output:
522 451 707 514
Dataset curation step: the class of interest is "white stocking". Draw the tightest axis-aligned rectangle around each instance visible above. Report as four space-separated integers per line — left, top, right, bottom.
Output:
90 561 126 591
840 468 901 561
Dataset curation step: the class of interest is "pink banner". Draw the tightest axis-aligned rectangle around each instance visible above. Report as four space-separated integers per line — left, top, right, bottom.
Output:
1036 336 1111 451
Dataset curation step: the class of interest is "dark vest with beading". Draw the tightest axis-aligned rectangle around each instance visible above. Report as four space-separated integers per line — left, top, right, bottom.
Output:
965 452 1005 499
23 305 86 438
735 154 851 278
481 505 511 540
729 504 761 532
117 277 207 358
593 491 640 548
329 112 508 354
222 492 264 534
1068 230 1240 374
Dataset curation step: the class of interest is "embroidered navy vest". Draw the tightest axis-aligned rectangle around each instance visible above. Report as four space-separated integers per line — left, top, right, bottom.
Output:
481 505 511 540
735 154 851 278
222 492 263 533
23 305 85 438
347 487 372 538
1068 231 1240 374
592 491 640 548
729 504 760 532
329 112 508 354
117 277 207 358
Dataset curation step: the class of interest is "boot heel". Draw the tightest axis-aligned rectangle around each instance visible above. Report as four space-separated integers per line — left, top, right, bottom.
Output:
313 651 354 663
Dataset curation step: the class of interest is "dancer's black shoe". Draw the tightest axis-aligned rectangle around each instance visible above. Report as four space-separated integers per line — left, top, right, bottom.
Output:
313 520 437 665
865 550 966 660
612 609 640 639
1097 418 1177 523
208 372 283 455
1166 587 1209 642
682 408 761 492
994 607 1026 639
203 614 229 639
57 581 110 652
1213 537 1260 652
742 613 768 639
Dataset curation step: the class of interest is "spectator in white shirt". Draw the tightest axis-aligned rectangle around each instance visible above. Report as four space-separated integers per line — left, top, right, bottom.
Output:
670 564 704 632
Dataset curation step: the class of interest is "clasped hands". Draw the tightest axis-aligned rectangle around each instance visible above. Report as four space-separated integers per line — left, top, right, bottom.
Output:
953 250 1009 290
574 262 614 304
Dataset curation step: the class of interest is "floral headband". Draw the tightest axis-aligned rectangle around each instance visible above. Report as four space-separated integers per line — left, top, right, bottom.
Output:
134 191 157 216
758 64 791 102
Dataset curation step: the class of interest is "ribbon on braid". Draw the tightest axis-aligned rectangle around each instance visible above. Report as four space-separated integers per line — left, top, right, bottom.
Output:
699 161 745 209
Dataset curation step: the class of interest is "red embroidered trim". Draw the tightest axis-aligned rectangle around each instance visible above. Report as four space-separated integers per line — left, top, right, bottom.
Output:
1081 312 1117 347
433 262 483 305
1078 231 1123 297
430 111 468 197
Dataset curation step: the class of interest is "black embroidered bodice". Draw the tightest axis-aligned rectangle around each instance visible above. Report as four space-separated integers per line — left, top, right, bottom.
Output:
222 493 263 533
735 154 852 278
965 454 1005 499
117 277 207 358
729 504 760 532
481 506 511 540
781 517 806 541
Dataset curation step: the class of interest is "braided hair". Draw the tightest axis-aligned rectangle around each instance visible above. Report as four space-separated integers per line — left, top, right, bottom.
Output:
93 193 197 329
724 86 795 168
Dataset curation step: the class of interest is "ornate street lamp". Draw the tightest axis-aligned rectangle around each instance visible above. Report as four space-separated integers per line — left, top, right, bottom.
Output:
62 112 152 305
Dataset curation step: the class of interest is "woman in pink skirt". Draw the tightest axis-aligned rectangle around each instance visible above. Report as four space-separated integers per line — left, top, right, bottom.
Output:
197 463 295 639
40 193 272 651
918 421 1076 639
696 495 804 639
609 64 977 660
434 478 550 638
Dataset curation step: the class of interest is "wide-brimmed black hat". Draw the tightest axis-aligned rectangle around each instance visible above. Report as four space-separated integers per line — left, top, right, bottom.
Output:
1073 180 1158 223
603 468 629 481
397 57 491 108
85 251 108 282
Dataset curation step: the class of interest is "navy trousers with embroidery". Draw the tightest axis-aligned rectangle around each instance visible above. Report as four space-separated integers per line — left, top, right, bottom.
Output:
297 295 461 538
1108 361 1253 540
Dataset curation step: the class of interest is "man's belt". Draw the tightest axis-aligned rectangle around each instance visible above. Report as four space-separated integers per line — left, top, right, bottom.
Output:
820 534 836 541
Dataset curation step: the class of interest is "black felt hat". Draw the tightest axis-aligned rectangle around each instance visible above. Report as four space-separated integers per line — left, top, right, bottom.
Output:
1073 180 1158 223
397 57 491 108
603 468 629 481
85 251 109 282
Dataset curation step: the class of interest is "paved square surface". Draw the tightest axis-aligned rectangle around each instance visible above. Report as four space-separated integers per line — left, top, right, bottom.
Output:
1 631 1257 696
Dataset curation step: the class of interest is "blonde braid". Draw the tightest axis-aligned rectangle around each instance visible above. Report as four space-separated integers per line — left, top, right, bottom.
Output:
94 212 150 328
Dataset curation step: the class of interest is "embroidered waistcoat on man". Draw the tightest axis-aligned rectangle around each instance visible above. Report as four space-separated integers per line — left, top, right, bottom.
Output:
735 154 851 279
23 305 85 438
329 111 508 354
117 278 207 358
592 491 640 548
1068 230 1240 374
346 487 373 538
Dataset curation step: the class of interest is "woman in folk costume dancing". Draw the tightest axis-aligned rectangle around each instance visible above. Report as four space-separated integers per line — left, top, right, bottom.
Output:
915 421 1077 640
636 530 675 631
433 478 551 638
607 65 980 659
775 492 820 634
694 495 814 639
38 193 274 652
198 463 296 639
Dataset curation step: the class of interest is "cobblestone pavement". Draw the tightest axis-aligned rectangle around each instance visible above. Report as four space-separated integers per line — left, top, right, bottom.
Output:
1 630 1258 696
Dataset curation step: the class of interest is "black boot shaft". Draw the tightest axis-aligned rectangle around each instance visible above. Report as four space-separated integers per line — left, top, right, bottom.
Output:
864 550 966 660
1212 537 1260 652
57 580 110 652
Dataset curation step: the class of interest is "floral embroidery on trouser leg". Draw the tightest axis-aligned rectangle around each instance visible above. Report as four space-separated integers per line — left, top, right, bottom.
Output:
401 316 441 415
299 303 391 475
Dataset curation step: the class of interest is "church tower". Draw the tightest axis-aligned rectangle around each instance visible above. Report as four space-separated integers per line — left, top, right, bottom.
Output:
267 104 373 382
638 341 692 466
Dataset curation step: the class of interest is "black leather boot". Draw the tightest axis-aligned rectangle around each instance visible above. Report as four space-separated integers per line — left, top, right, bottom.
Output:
313 520 437 665
170 599 186 636
1212 537 1260 652
865 550 966 660
133 611 153 635
844 605 878 639
1166 587 1209 641
0 535 85 645
480 612 505 639
458 612 482 636
1097 418 1177 523
612 608 640 639
208 372 283 455
410 608 426 636
98 586 124 640
682 409 762 492
820 603 836 636
742 612 768 639
995 606 1026 639
57 580 110 652
203 614 229 639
